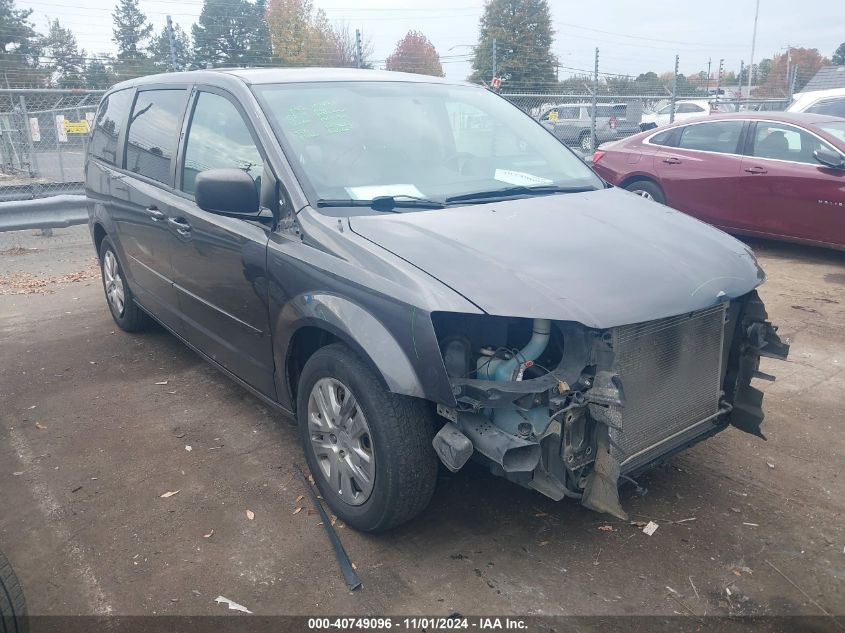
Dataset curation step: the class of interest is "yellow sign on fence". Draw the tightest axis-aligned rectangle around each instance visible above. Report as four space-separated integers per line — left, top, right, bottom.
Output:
63 120 90 134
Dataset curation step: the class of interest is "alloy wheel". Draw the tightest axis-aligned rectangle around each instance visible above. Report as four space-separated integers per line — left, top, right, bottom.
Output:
103 250 125 316
307 377 375 506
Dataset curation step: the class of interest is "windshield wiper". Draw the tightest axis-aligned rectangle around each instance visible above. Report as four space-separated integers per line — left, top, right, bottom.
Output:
445 184 598 204
317 195 445 212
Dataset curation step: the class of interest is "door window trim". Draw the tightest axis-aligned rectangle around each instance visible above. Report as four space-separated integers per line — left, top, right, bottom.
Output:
122 84 191 190
743 119 845 168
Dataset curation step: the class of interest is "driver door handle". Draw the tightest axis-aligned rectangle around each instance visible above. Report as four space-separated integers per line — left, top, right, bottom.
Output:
744 166 768 175
167 217 192 236
662 156 682 164
146 206 166 221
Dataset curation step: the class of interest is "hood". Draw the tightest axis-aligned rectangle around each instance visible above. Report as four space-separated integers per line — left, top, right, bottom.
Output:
348 187 764 328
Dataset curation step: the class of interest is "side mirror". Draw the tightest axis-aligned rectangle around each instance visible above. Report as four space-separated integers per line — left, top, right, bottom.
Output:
195 168 260 216
814 147 845 169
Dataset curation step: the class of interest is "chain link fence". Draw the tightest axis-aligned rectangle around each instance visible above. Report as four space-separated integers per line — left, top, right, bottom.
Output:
500 90 791 152
0 89 104 196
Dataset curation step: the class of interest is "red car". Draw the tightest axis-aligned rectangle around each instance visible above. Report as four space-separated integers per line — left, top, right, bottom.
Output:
592 112 845 249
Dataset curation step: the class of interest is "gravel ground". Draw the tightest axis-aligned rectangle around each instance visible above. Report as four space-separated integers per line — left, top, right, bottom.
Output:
0 229 843 622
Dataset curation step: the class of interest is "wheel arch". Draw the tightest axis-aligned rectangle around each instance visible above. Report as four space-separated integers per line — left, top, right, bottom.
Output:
275 294 427 412
618 173 663 191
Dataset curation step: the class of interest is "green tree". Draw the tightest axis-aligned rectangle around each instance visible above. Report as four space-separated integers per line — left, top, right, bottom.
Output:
385 30 443 76
85 55 116 89
470 0 556 91
42 19 86 88
0 0 44 86
757 58 772 83
832 42 845 66
150 22 192 71
192 0 272 67
112 0 153 78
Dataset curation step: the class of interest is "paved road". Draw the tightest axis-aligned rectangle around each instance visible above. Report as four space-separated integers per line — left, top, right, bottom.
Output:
1 235 843 620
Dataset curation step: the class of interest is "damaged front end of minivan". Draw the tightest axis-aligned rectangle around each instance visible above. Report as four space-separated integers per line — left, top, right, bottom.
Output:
431 290 789 519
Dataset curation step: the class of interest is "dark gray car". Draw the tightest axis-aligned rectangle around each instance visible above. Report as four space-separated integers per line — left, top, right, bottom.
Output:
539 103 641 151
85 69 788 531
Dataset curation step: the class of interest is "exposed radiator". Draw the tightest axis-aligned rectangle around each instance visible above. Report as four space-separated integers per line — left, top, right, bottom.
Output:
609 304 727 469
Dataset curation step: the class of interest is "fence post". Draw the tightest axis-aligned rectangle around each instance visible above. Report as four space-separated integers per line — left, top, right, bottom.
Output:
590 47 598 152
670 54 679 124
18 95 38 178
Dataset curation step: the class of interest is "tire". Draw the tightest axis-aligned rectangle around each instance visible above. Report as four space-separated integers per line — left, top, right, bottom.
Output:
625 179 666 204
0 549 27 633
99 237 150 332
579 132 594 153
296 343 438 532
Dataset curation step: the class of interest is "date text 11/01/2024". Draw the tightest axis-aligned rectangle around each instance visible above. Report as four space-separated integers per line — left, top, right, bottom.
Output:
308 618 528 630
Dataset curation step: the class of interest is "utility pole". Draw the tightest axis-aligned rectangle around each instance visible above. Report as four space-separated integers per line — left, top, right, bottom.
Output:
166 15 178 72
492 38 497 82
670 54 679 124
716 58 724 96
705 57 711 94
739 60 745 93
590 47 599 152
355 29 363 69
785 44 792 95
747 0 760 97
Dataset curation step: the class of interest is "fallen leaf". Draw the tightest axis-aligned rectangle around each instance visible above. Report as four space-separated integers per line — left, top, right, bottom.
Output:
185 445 192 452
598 525 615 532
295 494 304 503
245 510 255 520
159 490 180 498
13 472 23 476
293 506 303 515
351 562 358 570
35 422 46 430
203 529 214 538
155 380 169 386
538 540 549 546
307 508 317 516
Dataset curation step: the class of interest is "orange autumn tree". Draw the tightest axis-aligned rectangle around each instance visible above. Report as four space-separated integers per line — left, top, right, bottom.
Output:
385 30 444 77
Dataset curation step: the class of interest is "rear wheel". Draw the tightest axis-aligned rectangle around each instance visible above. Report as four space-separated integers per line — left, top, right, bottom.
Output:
0 549 27 633
296 343 438 532
99 237 150 332
625 179 666 204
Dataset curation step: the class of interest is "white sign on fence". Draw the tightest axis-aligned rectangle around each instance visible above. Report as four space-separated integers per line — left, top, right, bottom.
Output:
55 114 67 143
85 111 95 128
29 117 40 142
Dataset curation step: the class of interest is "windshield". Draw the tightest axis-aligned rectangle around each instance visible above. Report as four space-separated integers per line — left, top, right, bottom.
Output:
253 81 602 207
816 121 845 143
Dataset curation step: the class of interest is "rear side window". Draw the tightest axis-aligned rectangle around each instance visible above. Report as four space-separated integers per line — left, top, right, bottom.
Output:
125 89 188 185
677 121 743 154
182 92 264 195
806 98 845 117
677 103 706 114
649 129 675 146
90 89 132 165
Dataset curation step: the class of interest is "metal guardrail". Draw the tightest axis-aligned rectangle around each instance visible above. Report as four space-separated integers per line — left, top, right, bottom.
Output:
0 194 87 231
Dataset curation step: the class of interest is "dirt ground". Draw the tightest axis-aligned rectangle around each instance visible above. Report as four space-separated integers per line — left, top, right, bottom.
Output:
1 227 843 621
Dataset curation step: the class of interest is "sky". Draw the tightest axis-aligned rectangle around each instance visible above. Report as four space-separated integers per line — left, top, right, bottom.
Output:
23 0 845 82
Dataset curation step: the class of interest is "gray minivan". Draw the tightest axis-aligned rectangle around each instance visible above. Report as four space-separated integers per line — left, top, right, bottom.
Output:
86 68 787 531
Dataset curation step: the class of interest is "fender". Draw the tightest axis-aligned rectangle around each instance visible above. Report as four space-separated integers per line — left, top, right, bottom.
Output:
274 292 429 411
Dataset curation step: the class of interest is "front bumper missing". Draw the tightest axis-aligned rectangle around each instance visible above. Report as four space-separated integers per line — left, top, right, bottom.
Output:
432 291 789 519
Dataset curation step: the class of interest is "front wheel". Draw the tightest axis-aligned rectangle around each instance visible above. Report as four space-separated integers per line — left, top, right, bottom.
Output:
579 132 594 153
625 179 666 204
296 343 438 532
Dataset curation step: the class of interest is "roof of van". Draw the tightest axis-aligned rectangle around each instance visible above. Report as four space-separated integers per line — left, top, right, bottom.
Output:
110 67 472 91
